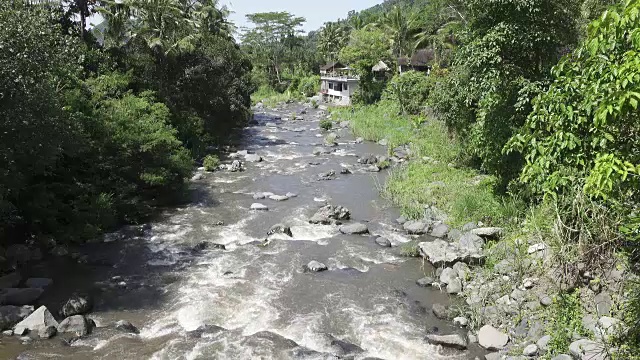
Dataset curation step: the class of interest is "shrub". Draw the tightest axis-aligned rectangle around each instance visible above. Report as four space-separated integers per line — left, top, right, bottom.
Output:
400 241 420 257
297 75 320 97
319 120 333 131
203 155 221 171
382 70 432 115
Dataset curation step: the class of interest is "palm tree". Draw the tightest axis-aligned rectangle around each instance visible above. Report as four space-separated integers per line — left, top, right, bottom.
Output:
379 5 420 58
317 22 349 63
412 3 466 66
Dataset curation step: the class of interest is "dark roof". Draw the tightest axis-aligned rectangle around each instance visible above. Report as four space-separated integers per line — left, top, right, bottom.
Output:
320 62 344 71
398 48 435 67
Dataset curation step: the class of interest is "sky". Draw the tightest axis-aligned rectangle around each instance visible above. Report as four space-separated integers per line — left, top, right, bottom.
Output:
220 0 383 33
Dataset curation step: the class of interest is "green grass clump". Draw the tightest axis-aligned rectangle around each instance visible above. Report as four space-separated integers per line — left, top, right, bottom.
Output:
203 155 220 172
546 291 589 357
319 119 333 131
251 85 301 107
400 241 421 257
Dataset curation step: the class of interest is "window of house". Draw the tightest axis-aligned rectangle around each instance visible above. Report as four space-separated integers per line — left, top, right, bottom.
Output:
335 83 342 92
329 82 333 90
344 84 348 91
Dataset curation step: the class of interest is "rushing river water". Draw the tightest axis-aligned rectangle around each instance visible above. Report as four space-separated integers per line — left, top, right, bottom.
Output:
2 103 482 359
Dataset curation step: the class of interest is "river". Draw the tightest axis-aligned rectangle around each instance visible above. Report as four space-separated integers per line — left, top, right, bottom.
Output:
2 103 481 359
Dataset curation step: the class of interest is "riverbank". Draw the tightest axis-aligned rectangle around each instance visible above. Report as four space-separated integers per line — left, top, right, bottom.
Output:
333 101 628 360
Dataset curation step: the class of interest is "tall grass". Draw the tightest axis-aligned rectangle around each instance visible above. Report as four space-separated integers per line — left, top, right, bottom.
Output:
251 85 302 107
336 101 518 227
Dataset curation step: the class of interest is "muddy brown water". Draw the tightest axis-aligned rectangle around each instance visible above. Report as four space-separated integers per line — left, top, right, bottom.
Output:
1 104 485 359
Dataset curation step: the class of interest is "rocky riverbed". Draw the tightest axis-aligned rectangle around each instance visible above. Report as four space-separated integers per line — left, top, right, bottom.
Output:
0 101 493 359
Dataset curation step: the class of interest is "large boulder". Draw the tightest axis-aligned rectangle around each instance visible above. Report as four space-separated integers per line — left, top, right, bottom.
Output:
57 315 92 336
403 220 429 235
0 288 44 306
478 325 509 350
309 205 350 224
61 294 92 317
0 272 21 288
458 233 484 254
418 239 484 267
0 305 33 330
115 320 139 334
425 333 468 350
14 306 58 336
569 339 606 360
229 160 243 172
339 223 369 235
375 237 392 247
430 223 450 238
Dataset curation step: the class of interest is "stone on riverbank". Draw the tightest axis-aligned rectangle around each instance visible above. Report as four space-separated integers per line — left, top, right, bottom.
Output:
470 227 503 238
14 306 58 336
61 294 92 317
403 220 429 235
523 343 538 356
432 303 448 319
304 261 328 272
425 333 468 350
416 277 435 287
339 223 369 235
419 238 484 267
269 195 289 201
478 325 509 350
430 223 450 238
375 237 392 247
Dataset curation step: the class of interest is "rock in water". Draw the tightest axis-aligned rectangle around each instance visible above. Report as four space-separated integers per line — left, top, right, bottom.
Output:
432 304 448 319
250 203 269 211
269 195 289 201
14 306 58 336
253 192 266 200
61 294 92 317
229 160 243 172
0 288 44 306
309 205 351 224
425 334 468 350
0 305 33 330
244 154 263 162
470 227 503 238
39 325 57 339
318 170 336 181
57 315 92 336
375 237 392 247
339 223 369 235
268 224 293 237
430 223 450 238
115 320 139 334
478 325 509 350
304 261 328 272
416 277 435 287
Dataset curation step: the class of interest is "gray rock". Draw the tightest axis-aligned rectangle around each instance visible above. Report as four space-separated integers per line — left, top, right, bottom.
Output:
0 288 44 306
309 205 350 224
425 333 468 350
285 192 298 198
539 294 553 307
523 344 538 356
269 195 289 201
355 137 364 144
597 316 620 338
0 305 33 330
375 237 391 247
416 277 435 287
365 165 381 172
452 262 470 280
471 227 503 238
3 329 12 336
527 243 546 254
191 173 204 181
484 353 501 360
569 339 606 360
61 294 92 317
14 306 58 336
430 223 450 238
550 355 572 360
0 272 21 288
462 222 477 232
403 220 428 235
458 233 484 253
245 154 263 162
510 289 527 303
25 278 53 290
326 334 364 356
115 320 139 334
229 160 243 172
582 314 598 335
432 303 448 319
448 229 463 241
453 317 469 327
268 224 293 237
304 261 328 272
339 223 369 235
313 147 331 156
39 325 57 339
594 292 612 316
396 216 407 225
419 239 484 267
478 325 509 350
439 267 458 285
318 170 337 180
250 203 269 211
537 335 551 352
447 278 463 294
253 193 266 200
340 167 352 175
57 315 92 336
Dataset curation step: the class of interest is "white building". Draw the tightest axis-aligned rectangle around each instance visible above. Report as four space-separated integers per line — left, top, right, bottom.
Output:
319 62 359 106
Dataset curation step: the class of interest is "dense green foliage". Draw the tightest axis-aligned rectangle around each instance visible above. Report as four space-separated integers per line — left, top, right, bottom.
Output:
382 71 432 115
1 0 250 246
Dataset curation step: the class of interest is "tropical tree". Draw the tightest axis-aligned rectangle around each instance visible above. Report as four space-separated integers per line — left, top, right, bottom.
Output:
317 22 350 62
